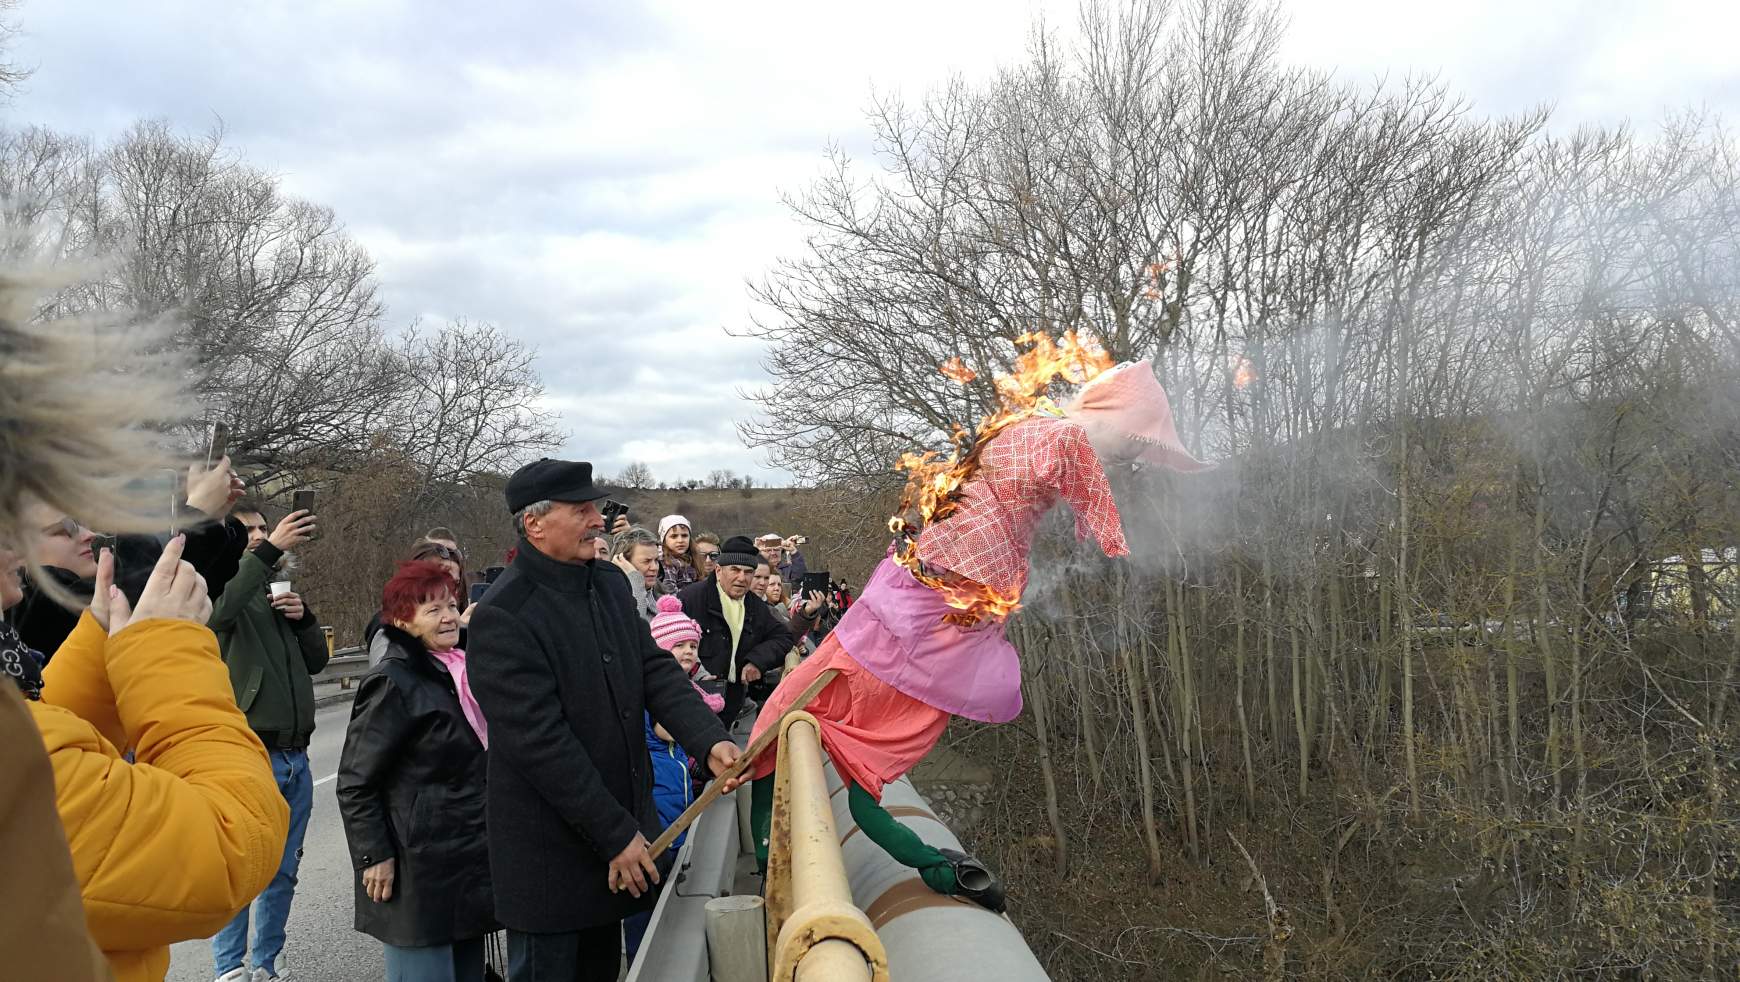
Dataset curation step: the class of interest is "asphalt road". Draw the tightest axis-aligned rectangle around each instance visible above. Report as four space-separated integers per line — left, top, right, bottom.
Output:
166 701 387 982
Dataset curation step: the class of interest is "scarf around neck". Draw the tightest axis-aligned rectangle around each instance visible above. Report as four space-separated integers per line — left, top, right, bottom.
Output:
429 647 488 749
1 621 45 700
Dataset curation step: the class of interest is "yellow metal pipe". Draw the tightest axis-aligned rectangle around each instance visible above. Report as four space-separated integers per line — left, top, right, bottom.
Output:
795 939 874 982
766 711 889 982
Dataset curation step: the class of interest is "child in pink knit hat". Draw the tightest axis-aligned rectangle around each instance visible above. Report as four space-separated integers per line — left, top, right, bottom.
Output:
650 594 723 714
627 595 724 961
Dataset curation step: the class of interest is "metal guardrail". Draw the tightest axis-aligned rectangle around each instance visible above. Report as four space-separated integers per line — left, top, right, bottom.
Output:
317 645 369 689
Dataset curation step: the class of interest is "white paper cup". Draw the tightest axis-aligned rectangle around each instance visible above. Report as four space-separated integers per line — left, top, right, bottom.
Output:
269 581 292 598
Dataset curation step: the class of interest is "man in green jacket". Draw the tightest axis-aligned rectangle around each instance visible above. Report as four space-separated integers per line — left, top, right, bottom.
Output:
209 502 325 982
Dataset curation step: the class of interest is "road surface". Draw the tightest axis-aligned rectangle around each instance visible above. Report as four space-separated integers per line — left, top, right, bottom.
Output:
166 701 387 982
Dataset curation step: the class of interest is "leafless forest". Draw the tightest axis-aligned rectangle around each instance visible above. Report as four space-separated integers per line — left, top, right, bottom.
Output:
0 119 565 630
746 1 1740 977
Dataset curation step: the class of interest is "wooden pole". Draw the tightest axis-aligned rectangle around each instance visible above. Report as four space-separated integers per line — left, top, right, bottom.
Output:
648 668 841 861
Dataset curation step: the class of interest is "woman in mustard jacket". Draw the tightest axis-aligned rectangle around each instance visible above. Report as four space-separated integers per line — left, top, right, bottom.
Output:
28 539 291 982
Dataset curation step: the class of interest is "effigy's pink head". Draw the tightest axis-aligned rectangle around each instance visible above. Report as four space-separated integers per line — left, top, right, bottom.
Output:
1067 360 1214 473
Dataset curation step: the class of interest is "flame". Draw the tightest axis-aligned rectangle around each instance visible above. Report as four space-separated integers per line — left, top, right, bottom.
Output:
939 356 977 385
1142 261 1168 301
891 331 1115 624
1230 354 1257 390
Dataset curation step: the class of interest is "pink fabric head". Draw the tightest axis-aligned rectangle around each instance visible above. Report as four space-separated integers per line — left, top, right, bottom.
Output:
1068 360 1213 473
650 594 702 649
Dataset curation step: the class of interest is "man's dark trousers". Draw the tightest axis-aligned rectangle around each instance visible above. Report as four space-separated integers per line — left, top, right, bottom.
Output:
507 925 620 981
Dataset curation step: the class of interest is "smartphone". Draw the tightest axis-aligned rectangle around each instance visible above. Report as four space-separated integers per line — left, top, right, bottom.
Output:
483 565 505 584
291 489 318 540
205 421 230 469
801 571 831 598
162 468 186 534
91 533 118 581
469 581 490 604
601 499 628 529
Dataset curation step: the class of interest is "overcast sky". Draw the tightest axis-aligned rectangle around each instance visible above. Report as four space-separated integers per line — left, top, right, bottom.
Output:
8 0 1735 486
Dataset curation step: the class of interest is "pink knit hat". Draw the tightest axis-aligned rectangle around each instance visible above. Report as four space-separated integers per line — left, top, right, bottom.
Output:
1067 360 1214 472
650 594 701 650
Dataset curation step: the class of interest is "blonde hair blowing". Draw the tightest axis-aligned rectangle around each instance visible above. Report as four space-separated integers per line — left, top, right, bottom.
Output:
0 265 192 587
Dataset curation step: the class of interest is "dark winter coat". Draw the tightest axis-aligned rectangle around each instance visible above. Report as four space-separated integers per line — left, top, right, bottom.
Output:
336 626 495 947
7 567 87 661
468 541 731 933
210 542 329 748
676 573 792 683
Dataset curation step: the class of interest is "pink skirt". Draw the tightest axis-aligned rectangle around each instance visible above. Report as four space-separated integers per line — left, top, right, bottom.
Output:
749 635 949 801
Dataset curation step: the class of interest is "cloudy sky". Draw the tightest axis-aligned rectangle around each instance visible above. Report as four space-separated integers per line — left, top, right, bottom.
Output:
8 0 1735 485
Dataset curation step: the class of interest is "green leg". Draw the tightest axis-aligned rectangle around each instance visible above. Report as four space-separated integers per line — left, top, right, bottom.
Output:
846 781 957 895
751 776 773 873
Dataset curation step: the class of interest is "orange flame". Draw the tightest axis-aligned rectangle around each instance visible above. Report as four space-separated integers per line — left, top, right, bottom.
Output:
939 356 977 385
891 331 1115 624
1230 354 1257 390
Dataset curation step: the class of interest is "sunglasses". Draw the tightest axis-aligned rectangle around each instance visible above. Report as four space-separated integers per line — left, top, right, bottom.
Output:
40 516 85 539
420 544 463 563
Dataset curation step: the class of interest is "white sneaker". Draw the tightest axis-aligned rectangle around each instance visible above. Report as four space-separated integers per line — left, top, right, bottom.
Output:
213 971 247 982
251 965 290 982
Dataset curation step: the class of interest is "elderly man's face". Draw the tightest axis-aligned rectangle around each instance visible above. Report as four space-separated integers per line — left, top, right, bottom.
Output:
528 500 605 563
757 539 783 565
718 563 754 600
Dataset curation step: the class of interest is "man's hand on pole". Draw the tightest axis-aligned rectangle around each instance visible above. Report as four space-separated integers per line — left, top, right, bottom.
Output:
709 741 745 793
608 832 660 898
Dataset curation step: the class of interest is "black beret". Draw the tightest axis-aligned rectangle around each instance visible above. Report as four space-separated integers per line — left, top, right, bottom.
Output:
505 458 611 514
717 535 761 569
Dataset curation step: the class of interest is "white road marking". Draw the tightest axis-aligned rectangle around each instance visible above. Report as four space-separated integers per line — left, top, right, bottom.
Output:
314 773 337 787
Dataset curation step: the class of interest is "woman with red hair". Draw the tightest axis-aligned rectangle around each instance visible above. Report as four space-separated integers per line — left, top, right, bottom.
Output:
337 561 496 982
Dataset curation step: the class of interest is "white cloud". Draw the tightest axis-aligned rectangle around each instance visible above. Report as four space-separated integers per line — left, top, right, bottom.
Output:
7 0 1734 486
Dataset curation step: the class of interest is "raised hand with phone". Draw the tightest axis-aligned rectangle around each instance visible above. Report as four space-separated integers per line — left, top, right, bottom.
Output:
270 505 319 551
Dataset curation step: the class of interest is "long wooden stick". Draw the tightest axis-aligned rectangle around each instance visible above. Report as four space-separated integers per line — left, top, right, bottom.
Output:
649 668 840 861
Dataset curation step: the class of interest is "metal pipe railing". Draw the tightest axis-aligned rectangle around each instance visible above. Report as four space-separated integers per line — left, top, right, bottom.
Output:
765 710 889 981
828 771 1050 980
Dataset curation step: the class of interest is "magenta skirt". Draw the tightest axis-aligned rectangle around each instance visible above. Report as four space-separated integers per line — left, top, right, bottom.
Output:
831 558 1023 723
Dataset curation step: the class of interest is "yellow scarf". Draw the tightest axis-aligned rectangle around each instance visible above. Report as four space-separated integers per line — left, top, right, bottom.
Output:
718 581 745 681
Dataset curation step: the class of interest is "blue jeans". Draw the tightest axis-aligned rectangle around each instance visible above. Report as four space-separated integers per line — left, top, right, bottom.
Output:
384 937 486 982
212 748 313 975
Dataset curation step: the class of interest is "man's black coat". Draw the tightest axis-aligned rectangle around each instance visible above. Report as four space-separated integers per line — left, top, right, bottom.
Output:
468 541 731 933
676 573 792 683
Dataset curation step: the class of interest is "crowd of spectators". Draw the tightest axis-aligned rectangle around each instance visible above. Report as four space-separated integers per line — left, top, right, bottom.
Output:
0 259 847 981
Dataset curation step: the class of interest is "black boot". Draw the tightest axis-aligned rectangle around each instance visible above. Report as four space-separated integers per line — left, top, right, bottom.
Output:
939 848 1006 913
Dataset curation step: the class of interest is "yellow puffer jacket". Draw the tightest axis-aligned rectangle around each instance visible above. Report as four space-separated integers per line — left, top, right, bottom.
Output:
31 613 290 982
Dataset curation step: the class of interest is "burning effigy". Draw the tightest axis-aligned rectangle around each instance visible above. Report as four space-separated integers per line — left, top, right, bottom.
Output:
747 333 1212 911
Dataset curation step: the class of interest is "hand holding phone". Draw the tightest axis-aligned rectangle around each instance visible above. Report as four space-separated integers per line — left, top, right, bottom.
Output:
205 422 230 469
291 489 319 541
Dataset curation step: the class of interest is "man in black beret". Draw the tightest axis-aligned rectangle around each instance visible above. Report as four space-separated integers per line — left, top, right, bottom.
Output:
468 458 742 980
677 534 801 726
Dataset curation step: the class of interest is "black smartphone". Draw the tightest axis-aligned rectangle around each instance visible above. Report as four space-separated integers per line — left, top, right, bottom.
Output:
205 421 230 468
483 565 505 584
469 581 490 604
600 499 628 529
801 571 831 598
291 489 318 540
91 533 117 581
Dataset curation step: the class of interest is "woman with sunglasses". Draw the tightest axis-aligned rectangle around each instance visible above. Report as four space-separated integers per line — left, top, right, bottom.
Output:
6 506 97 658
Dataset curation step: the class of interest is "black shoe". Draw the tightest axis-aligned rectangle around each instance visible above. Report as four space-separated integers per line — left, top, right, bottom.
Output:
939 848 1006 913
